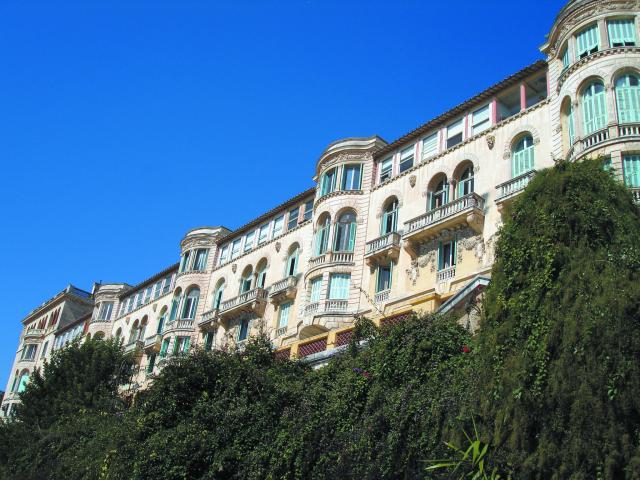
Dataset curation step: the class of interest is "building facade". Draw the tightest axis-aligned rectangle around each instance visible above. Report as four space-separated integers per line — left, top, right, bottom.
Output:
3 0 640 415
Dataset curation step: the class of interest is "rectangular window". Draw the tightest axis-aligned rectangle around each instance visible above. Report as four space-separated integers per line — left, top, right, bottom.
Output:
303 200 314 221
135 293 143 308
287 207 300 231
143 286 152 304
219 245 230 265
147 354 156 373
562 47 570 69
179 251 191 272
21 344 37 360
399 147 414 173
174 336 191 356
230 239 241 260
472 105 491 135
623 154 640 187
278 302 292 330
379 157 393 182
310 276 322 302
153 281 162 299
272 215 284 237
204 332 215 351
576 24 600 58
608 19 636 47
328 273 350 300
603 156 613 172
193 249 209 270
446 119 463 148
320 168 338 195
41 341 48 358
376 265 392 293
159 338 170 358
438 239 457 271
422 132 439 160
243 232 255 252
257 224 270 245
342 164 362 190
162 276 173 294
98 301 114 321
238 319 250 341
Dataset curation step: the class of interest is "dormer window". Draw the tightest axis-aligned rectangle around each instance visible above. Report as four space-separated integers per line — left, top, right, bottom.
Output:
608 19 636 47
379 157 393 182
446 119 463 148
399 147 414 173
576 24 599 59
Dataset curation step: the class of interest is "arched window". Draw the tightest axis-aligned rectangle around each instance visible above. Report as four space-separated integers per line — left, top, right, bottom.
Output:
240 267 253 294
157 307 167 334
314 214 331 256
334 212 357 252
213 281 225 310
457 165 474 197
139 317 148 340
512 135 535 177
128 320 139 344
256 259 268 288
429 176 449 210
565 99 575 147
10 371 18 392
615 74 640 124
169 289 182 321
182 287 200 319
381 198 398 235
17 371 29 393
286 245 299 277
582 81 607 135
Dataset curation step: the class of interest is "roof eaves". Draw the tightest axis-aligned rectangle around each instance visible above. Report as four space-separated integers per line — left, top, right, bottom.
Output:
118 263 180 299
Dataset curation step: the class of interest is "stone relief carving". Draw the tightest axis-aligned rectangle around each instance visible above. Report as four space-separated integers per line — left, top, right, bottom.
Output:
409 175 417 187
181 236 217 251
231 264 237 274
456 227 485 263
486 135 495 150
275 242 281 253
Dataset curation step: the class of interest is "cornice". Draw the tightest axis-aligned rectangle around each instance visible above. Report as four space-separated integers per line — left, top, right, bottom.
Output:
314 189 365 211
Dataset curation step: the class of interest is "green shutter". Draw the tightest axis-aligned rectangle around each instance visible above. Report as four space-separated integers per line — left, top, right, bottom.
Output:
609 19 637 45
593 88 608 131
452 238 457 266
347 222 356 251
616 77 640 123
437 242 444 270
568 105 575 145
624 155 640 187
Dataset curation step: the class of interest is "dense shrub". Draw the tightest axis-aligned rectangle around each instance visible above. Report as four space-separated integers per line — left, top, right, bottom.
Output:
475 159 640 479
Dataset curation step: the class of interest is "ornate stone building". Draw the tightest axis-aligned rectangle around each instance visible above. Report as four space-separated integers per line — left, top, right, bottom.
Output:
3 0 640 415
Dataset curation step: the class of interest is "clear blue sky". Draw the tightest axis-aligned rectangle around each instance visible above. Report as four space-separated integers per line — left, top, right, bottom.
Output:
0 0 567 388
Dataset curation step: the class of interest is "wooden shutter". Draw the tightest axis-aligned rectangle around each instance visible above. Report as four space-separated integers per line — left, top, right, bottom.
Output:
624 155 640 187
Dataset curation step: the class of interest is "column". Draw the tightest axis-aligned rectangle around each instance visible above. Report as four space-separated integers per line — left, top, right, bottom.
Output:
520 83 527 111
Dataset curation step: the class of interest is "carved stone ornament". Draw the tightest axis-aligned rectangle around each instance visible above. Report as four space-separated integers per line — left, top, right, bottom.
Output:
409 175 417 188
231 264 237 274
275 242 281 253
456 227 485 263
486 135 495 150
406 260 420 286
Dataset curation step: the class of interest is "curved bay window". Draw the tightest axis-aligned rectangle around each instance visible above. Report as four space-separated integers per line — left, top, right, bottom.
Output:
582 81 607 135
381 198 398 234
457 165 474 197
615 74 640 124
182 287 200 319
429 176 449 210
169 289 182 321
512 135 535 177
320 168 337 196
333 212 357 252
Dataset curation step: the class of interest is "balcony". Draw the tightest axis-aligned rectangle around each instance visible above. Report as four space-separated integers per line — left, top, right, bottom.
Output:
18 355 36 364
268 275 299 304
306 251 355 277
23 329 44 340
304 299 349 318
374 289 390 304
143 334 162 353
436 266 456 283
631 188 640 203
124 340 143 353
198 308 219 330
567 122 640 162
402 193 485 256
218 288 268 320
162 318 195 335
365 232 401 266
495 170 536 208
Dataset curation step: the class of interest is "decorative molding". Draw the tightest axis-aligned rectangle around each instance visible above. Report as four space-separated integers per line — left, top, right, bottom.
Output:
409 175 417 187
503 125 542 159
231 264 237 274
275 242 281 253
